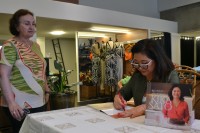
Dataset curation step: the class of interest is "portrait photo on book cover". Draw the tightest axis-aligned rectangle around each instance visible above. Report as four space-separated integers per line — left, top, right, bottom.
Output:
145 82 194 130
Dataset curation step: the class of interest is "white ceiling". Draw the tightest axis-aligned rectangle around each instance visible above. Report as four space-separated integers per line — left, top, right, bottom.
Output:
1 12 196 42
0 13 148 40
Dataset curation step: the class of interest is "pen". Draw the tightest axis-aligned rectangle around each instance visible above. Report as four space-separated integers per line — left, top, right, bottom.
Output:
118 92 125 111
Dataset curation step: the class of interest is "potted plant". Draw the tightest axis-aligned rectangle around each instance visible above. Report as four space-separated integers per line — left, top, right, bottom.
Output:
48 70 78 110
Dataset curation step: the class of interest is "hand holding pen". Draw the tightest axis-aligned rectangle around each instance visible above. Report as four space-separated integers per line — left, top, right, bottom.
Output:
118 92 126 111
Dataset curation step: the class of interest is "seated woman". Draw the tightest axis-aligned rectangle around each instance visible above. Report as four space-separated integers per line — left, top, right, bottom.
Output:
162 84 190 125
113 38 180 118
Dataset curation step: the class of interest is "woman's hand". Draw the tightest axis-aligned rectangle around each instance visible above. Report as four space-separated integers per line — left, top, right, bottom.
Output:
8 102 24 121
117 109 133 118
117 80 123 89
113 94 127 110
116 104 146 118
45 78 51 103
45 93 50 103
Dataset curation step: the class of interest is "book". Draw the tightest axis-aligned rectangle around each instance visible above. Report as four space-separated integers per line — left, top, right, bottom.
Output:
144 82 194 130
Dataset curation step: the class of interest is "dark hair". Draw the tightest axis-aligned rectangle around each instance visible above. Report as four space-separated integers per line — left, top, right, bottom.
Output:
168 84 184 101
9 9 34 36
131 39 174 81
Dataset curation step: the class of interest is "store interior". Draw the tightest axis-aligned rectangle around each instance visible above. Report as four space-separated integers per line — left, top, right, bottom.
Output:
0 13 153 103
0 11 198 107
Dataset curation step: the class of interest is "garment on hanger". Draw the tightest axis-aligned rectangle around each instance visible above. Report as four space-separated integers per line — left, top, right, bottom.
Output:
91 42 101 85
105 54 118 86
91 56 101 85
91 40 124 88
115 44 124 80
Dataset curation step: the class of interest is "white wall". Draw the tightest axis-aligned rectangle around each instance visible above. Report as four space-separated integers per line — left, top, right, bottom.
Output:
0 0 177 34
171 33 181 65
0 35 12 41
79 0 160 18
37 37 46 57
45 38 77 90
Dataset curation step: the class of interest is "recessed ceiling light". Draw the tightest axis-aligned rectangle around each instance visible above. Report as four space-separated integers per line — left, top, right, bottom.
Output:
196 36 200 39
78 32 107 38
91 27 130 34
50 31 66 35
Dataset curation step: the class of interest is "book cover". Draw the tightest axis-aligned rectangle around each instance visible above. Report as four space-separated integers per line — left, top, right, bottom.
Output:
144 82 194 130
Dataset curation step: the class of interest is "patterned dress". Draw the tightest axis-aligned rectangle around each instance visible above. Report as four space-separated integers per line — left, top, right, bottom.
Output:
0 38 46 108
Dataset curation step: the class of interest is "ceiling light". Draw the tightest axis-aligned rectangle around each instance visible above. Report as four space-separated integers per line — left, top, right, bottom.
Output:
196 36 200 39
91 27 130 34
78 32 107 38
50 31 66 35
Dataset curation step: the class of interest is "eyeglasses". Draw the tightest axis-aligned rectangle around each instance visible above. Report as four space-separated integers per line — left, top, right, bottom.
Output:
131 60 152 70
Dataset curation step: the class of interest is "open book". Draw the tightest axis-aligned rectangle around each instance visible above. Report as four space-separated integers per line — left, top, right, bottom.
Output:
144 82 194 130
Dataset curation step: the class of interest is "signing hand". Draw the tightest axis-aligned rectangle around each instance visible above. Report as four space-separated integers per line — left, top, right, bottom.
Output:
113 94 127 110
117 104 146 118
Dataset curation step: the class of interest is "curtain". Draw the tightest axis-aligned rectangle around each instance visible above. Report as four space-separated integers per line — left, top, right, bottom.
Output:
180 37 194 67
196 39 200 66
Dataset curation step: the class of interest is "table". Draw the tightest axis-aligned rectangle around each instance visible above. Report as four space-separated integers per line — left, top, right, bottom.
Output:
20 102 200 133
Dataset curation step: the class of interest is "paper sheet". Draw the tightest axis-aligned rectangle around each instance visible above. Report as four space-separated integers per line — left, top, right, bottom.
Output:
100 106 132 116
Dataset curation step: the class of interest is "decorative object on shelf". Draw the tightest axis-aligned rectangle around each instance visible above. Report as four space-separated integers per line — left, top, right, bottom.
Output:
79 70 93 86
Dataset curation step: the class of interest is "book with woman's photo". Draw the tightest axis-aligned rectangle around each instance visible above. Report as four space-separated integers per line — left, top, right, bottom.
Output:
144 82 194 130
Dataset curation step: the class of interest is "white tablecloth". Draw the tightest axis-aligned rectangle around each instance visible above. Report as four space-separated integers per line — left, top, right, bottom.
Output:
19 102 200 133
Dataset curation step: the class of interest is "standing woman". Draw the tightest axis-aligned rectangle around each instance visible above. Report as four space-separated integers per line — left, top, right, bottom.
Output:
113 39 180 118
0 9 50 133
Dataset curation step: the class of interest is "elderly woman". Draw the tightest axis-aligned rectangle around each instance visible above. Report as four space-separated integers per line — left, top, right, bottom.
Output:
0 9 50 133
